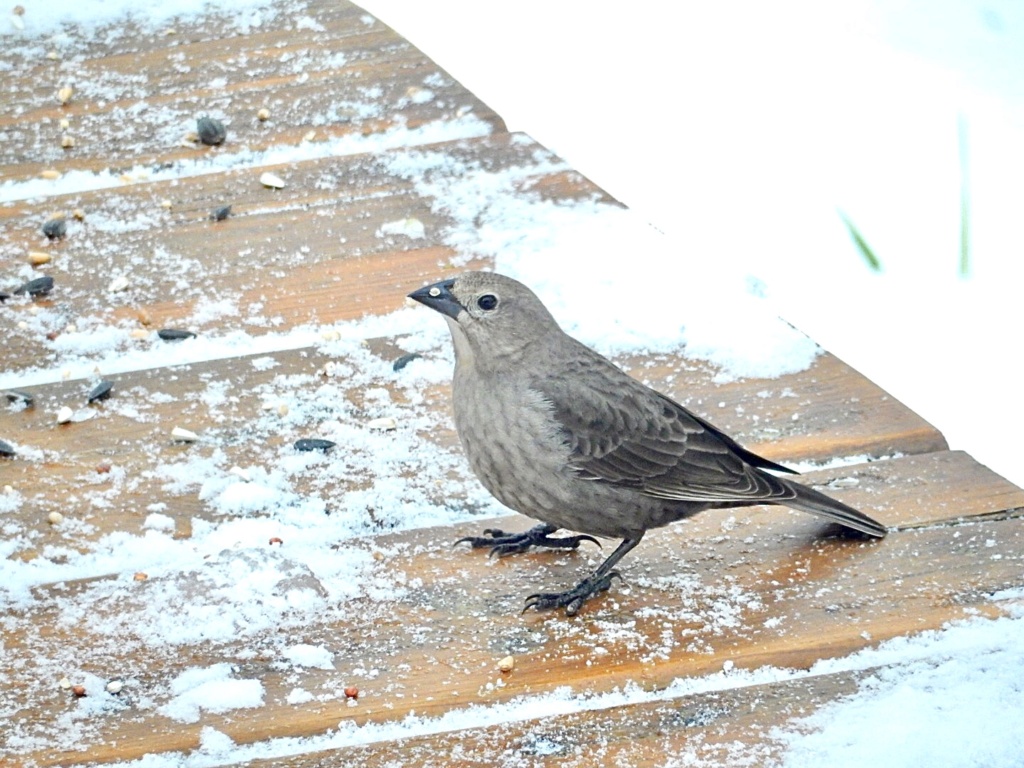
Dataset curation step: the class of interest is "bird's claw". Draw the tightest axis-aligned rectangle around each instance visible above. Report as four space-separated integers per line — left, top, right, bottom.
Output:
454 525 600 558
523 571 622 616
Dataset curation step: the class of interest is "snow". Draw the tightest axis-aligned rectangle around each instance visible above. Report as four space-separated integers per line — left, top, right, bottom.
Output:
2 0 1023 766
358 0 1024 495
159 664 265 724
777 603 1024 768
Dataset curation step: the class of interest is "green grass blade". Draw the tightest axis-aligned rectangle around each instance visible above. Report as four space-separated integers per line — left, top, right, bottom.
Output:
959 114 971 276
839 210 882 272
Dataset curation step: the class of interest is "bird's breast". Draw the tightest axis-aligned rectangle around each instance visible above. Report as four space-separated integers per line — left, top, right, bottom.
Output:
452 369 571 514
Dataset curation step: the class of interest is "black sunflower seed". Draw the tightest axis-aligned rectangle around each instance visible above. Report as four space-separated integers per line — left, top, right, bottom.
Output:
5 389 35 406
43 217 67 240
196 116 226 146
87 380 113 403
210 205 232 221
157 328 196 341
392 352 422 372
294 438 336 452
0 438 14 458
14 276 54 296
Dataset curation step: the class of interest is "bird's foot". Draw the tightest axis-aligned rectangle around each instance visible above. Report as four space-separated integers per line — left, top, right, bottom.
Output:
523 571 622 616
455 523 600 558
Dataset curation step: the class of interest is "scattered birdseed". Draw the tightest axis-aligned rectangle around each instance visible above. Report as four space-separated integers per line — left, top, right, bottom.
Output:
196 116 226 146
366 417 397 431
48 511 64 525
105 680 124 694
259 171 286 189
14 275 54 296
498 656 515 673
257 107 270 121
4 389 34 406
42 217 67 239
56 406 73 424
107 275 129 293
0 439 15 458
28 251 51 265
171 426 199 442
392 352 422 372
157 328 196 341
294 438 336 452
57 85 73 105
210 204 232 221
87 380 113 403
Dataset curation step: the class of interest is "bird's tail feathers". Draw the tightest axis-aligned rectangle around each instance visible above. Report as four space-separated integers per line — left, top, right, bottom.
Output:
782 481 888 538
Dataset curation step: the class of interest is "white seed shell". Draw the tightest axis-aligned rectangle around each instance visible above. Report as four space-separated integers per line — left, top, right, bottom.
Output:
171 426 199 442
378 217 425 239
498 656 515 673
259 172 286 189
366 417 397 431
108 275 130 292
56 406 73 424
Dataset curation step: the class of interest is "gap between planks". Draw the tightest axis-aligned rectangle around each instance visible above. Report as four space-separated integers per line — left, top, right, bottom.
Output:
8 451 1024 766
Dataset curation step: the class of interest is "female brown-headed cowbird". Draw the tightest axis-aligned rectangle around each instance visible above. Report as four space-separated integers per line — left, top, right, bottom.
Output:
409 272 886 616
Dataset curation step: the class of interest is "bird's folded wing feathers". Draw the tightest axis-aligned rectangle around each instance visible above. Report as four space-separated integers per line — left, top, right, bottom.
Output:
530 356 794 504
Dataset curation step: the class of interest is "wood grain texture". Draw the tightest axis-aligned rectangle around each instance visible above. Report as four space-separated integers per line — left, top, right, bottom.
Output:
2 132 603 378
1 339 946 555
0 0 505 184
8 452 1022 766
1 2 1020 766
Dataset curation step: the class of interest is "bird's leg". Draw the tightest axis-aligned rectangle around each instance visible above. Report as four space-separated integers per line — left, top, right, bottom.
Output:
455 523 600 557
523 535 644 616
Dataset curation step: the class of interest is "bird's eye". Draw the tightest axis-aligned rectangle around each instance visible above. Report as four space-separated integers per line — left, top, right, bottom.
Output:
477 294 498 311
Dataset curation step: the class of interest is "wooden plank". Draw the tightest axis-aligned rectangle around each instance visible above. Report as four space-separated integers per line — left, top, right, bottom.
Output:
233 668 871 767
1 4 1015 766
0 336 946 554
1 131 607 377
6 450 1023 766
0 0 504 184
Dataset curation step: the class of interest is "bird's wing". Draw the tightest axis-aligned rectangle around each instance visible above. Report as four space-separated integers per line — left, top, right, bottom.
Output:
531 350 792 504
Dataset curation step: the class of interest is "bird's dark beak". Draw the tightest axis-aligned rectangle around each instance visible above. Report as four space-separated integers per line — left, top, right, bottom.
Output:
408 278 463 320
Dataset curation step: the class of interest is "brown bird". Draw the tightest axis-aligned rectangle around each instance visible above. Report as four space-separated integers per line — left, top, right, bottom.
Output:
409 272 886 615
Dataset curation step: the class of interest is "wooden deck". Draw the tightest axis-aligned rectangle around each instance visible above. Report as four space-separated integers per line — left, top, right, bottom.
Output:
2 2 1023 766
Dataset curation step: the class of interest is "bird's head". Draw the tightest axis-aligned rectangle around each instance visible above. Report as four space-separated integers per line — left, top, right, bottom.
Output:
408 271 561 365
